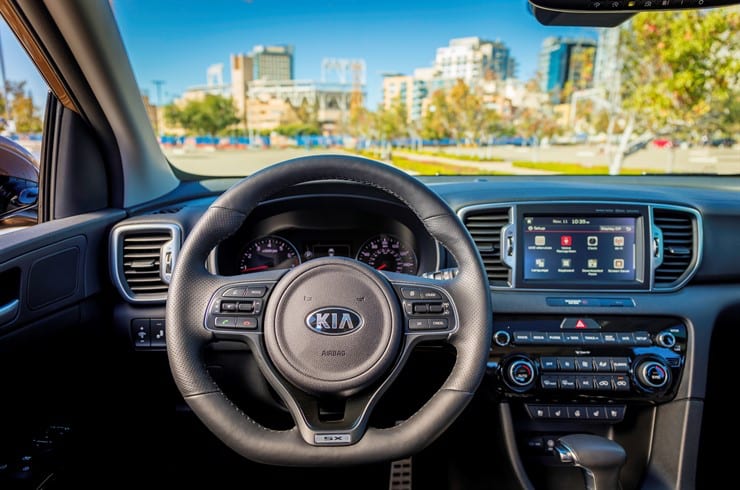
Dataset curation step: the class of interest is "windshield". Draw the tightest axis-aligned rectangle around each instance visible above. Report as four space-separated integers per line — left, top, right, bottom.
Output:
113 0 739 177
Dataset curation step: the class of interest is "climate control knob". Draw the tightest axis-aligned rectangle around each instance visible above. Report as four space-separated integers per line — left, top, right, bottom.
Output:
494 330 511 347
656 331 676 349
636 359 670 390
507 359 536 388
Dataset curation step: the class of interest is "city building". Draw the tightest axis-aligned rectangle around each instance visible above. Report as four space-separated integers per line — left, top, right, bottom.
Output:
231 53 254 120
434 37 516 83
538 37 597 100
249 44 294 81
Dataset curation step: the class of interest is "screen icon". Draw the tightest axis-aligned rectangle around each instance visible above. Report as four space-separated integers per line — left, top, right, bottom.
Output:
587 236 598 247
534 235 546 246
613 259 625 269
560 235 572 247
561 258 572 268
614 236 625 247
535 258 546 268
587 259 598 268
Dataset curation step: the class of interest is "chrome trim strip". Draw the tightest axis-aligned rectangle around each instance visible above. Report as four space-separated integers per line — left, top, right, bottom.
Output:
457 200 703 293
109 223 182 304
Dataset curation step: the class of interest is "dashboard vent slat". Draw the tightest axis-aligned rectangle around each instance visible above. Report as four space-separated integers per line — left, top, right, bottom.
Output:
654 208 697 288
112 224 182 303
463 208 512 287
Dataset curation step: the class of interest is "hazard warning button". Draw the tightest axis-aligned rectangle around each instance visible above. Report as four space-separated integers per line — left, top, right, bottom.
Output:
560 317 601 330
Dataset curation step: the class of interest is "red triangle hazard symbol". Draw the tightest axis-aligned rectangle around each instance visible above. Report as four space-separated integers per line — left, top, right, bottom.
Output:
575 319 587 329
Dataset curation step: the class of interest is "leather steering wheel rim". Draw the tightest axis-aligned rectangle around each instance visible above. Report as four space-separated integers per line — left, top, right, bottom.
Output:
166 155 492 466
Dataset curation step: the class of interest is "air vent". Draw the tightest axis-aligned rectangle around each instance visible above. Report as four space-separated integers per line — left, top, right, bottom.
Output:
463 207 512 286
111 224 182 303
150 206 183 215
654 208 697 288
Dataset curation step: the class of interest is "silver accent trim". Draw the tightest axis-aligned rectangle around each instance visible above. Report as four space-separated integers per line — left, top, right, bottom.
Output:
109 223 182 304
0 299 19 325
458 200 703 293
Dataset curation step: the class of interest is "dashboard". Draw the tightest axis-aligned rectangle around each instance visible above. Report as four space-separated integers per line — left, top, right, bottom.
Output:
108 175 740 489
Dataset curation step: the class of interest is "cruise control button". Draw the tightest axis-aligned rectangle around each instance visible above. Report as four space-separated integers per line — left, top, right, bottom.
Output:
408 319 431 330
428 304 444 314
531 332 547 344
576 357 594 371
419 289 442 300
540 357 558 371
594 357 612 372
577 376 594 390
557 358 575 371
587 406 607 420
513 331 532 344
235 317 258 329
611 358 630 372
606 406 626 421
214 317 237 328
244 286 267 298
559 376 577 390
221 301 238 312
541 375 559 389
400 288 420 299
595 376 613 390
223 288 245 297
413 303 429 314
238 302 254 312
429 318 449 329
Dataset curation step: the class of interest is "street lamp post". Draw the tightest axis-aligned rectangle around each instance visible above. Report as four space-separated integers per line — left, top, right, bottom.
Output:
152 80 166 138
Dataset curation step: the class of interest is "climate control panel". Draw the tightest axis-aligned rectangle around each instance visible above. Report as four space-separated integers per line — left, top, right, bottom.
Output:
489 315 686 404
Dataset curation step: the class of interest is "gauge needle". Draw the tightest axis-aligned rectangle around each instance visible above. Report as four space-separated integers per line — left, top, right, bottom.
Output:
242 265 269 273
377 264 388 271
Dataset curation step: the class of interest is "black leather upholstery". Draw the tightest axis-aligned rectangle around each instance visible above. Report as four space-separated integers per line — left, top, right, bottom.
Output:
166 155 492 465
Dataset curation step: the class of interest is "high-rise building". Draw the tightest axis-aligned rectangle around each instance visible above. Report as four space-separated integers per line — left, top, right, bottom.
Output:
434 37 516 83
250 45 294 81
538 37 597 100
594 28 620 89
230 53 254 120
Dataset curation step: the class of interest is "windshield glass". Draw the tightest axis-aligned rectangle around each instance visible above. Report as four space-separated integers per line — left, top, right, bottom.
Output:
113 1 738 177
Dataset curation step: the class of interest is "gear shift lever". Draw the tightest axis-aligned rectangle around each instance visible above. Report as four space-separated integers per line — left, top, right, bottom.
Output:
554 434 626 490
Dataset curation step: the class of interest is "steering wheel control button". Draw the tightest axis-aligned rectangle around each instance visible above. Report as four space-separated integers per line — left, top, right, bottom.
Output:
409 319 431 330
244 286 267 298
400 287 420 299
419 289 442 300
235 317 258 329
412 303 429 314
494 330 511 347
214 317 237 328
131 319 151 348
220 301 238 312
223 288 246 297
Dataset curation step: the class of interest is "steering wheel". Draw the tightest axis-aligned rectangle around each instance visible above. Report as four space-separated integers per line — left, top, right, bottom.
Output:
166 155 492 466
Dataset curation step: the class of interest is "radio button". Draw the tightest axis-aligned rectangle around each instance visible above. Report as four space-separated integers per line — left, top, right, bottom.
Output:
531 332 547 344
546 332 565 345
633 332 652 345
576 357 594 371
557 358 576 371
513 331 533 344
611 358 630 372
540 357 558 371
594 357 612 372
602 332 619 344
583 333 603 344
564 332 583 344
617 332 635 344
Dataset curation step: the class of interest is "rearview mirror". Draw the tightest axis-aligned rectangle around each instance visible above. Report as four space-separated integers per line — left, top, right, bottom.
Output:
529 0 739 13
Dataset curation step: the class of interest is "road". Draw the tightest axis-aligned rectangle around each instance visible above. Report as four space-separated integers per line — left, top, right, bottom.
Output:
163 145 738 177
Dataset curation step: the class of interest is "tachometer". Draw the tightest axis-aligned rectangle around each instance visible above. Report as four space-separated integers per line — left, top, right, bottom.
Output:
356 234 418 274
239 236 300 273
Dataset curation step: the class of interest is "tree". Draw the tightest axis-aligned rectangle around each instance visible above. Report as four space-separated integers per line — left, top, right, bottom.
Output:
0 81 43 133
373 96 408 141
164 94 239 136
620 10 740 137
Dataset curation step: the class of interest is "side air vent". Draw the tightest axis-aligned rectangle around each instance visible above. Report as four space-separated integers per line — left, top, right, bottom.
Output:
150 206 183 215
110 223 182 303
463 207 512 286
653 207 699 288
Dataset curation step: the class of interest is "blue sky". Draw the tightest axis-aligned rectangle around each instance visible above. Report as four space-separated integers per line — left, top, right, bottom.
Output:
112 0 595 107
0 0 596 110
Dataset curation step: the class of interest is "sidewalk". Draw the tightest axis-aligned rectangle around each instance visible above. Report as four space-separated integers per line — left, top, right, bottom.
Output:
393 150 557 175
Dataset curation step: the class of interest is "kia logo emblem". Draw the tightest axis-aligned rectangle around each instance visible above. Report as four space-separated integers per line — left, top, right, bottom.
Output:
305 307 364 335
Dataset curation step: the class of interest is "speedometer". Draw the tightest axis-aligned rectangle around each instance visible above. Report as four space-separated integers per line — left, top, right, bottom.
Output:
356 235 418 275
239 236 300 273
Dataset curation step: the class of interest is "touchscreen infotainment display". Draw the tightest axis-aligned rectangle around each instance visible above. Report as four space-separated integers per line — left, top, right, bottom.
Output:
522 216 637 283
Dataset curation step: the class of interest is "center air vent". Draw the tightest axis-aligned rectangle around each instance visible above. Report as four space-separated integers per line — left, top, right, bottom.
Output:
111 224 182 303
653 207 699 288
463 207 512 286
